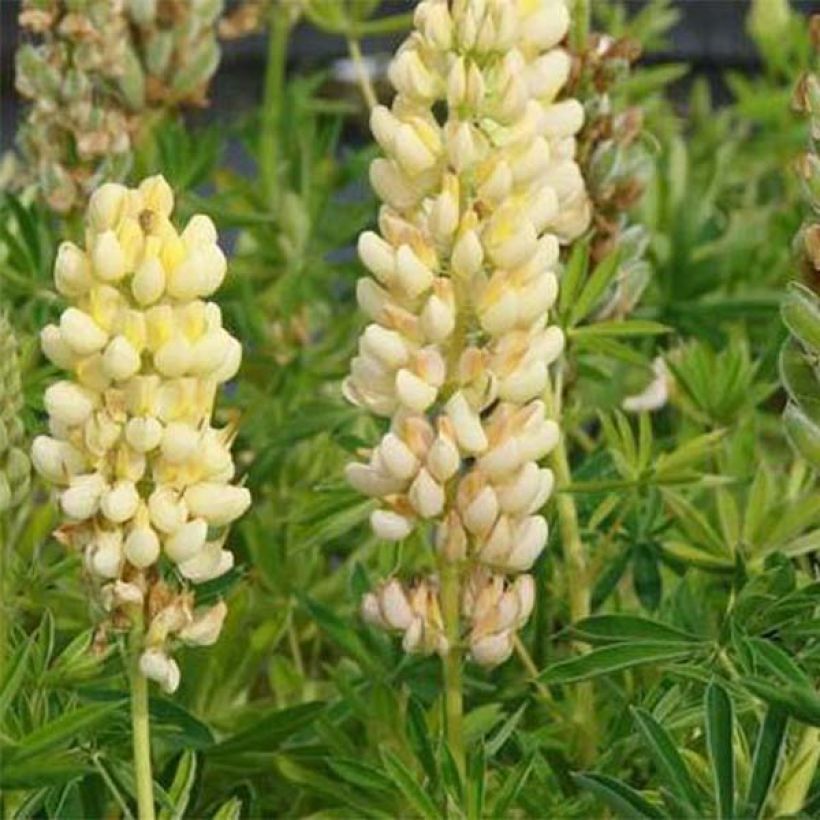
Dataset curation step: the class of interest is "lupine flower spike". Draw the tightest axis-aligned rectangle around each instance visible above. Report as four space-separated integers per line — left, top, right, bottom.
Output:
347 0 589 675
32 175 249 692
0 315 31 514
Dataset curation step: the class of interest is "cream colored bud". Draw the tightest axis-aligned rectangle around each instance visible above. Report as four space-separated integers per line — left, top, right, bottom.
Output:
92 230 127 282
125 524 161 568
471 631 513 667
396 368 438 412
184 483 251 526
154 336 192 377
381 579 414 629
177 541 234 582
31 435 84 483
426 425 460 482
189 330 232 375
54 242 92 297
389 48 438 100
148 486 188 533
212 336 242 383
371 509 414 541
125 416 163 452
89 529 124 579
44 381 94 427
446 121 478 172
379 432 419 481
541 99 585 139
361 592 385 627
59 307 108 355
451 229 484 277
408 468 445 518
40 324 79 369
101 580 144 610
369 159 420 211
139 649 180 694
436 512 467 561
446 392 488 453
88 183 128 231
102 335 141 381
359 231 396 285
132 257 166 305
160 422 200 464
181 214 218 247
361 325 409 368
395 245 434 297
101 480 140 524
529 49 571 101
164 517 208 563
179 601 228 646
508 515 548 570
462 485 499 535
525 1 570 50
345 463 405 497
139 175 174 216
394 123 437 175
485 211 537 269
421 290 456 342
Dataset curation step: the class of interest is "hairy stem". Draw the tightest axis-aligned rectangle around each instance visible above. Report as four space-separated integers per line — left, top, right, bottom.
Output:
130 620 155 820
571 0 591 52
440 560 465 777
543 372 596 764
347 36 377 111
260 8 291 209
776 726 820 816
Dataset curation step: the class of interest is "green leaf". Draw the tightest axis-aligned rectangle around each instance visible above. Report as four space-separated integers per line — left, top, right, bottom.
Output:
570 320 672 339
489 752 536 817
300 595 375 671
6 702 124 763
632 708 701 811
326 758 395 794
538 642 695 684
741 677 820 726
743 707 787 819
704 681 734 820
406 697 438 786
569 248 621 326
210 701 324 756
159 751 197 820
573 772 664 819
486 703 527 757
211 797 242 820
379 747 440 820
571 615 703 645
0 637 32 723
467 743 485 820
783 402 820 470
558 239 590 318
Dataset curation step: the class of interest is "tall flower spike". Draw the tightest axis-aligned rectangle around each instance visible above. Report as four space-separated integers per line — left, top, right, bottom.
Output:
346 0 590 668
0 315 31 513
32 175 249 692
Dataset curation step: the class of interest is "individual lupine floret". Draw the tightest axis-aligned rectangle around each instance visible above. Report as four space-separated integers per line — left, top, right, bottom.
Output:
361 577 449 656
347 0 590 668
0 315 31 513
462 567 535 666
32 175 249 691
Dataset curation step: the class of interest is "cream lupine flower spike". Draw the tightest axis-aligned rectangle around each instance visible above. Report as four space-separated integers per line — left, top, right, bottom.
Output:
32 175 250 692
346 0 590 668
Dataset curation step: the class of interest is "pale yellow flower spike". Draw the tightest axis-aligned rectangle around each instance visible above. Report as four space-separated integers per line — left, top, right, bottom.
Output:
345 0 590 670
33 175 249 693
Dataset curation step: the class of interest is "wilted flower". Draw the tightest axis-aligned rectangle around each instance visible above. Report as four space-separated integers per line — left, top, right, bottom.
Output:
346 0 590 667
33 175 248 691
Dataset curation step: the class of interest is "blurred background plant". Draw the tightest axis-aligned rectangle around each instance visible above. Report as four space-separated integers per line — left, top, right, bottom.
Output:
1 0 819 817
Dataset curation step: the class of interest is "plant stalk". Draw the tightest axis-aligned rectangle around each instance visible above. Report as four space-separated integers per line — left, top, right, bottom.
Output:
130 621 155 820
346 36 377 111
260 7 291 209
776 726 820 816
571 0 591 51
440 560 465 777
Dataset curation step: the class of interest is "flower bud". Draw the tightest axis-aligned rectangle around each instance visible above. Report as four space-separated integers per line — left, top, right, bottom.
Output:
125 524 161 568
60 308 108 355
44 382 94 427
139 649 181 694
54 242 92 296
370 509 414 541
179 601 228 646
164 517 208 563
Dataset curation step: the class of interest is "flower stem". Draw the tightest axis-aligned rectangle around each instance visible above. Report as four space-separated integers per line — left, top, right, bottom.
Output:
543 372 596 764
571 0 591 51
129 621 155 820
346 36 377 111
440 560 465 777
260 7 291 209
776 726 820 816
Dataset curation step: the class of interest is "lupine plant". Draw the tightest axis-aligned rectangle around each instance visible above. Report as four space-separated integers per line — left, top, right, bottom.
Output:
1 1 819 818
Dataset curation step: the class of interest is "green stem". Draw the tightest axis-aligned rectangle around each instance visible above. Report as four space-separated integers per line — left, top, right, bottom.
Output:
440 561 465 777
346 35 377 110
571 0 591 51
129 623 155 820
776 726 820 816
260 7 291 209
543 372 596 764
0 515 8 676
